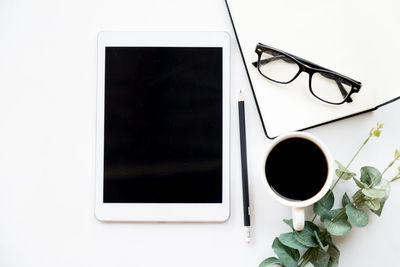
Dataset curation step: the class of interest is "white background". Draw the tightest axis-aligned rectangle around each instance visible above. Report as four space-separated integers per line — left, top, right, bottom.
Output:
0 0 399 266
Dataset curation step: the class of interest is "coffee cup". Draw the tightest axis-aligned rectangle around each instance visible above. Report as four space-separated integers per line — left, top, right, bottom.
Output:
261 132 334 231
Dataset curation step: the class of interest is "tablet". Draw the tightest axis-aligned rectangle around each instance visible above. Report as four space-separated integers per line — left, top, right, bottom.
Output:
95 31 230 222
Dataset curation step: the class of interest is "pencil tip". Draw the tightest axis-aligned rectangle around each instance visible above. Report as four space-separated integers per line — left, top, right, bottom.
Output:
238 91 244 101
245 226 251 243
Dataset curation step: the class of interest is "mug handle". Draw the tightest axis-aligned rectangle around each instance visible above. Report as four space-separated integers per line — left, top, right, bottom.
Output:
292 207 304 231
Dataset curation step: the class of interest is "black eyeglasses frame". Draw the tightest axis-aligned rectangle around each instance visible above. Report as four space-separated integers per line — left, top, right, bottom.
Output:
253 43 362 105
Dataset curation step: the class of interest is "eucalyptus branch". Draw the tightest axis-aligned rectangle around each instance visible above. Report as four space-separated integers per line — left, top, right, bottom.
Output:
330 137 369 190
332 152 399 223
259 123 399 267
311 124 382 223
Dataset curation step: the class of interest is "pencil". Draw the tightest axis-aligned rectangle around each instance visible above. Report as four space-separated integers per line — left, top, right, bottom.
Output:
238 90 251 243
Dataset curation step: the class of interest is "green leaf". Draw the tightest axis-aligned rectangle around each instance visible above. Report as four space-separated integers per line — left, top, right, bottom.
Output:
294 230 319 248
283 219 294 230
272 238 299 267
375 179 391 200
259 257 281 267
365 198 381 211
345 204 368 227
315 204 333 220
362 188 386 199
325 236 340 253
371 199 386 216
293 221 320 248
335 160 345 169
314 231 329 252
352 189 365 201
353 177 368 189
341 193 350 207
327 246 340 267
335 160 356 180
321 190 335 210
335 169 356 180
360 166 381 186
330 208 344 219
320 208 345 221
279 232 308 250
310 250 330 267
324 219 352 236
317 206 332 221
314 190 334 218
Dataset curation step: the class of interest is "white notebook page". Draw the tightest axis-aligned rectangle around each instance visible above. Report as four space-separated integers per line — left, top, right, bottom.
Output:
227 0 400 137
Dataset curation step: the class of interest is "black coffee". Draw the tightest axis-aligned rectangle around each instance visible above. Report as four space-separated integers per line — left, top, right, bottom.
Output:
265 137 328 201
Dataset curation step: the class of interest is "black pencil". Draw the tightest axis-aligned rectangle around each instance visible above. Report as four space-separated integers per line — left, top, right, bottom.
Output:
238 91 251 243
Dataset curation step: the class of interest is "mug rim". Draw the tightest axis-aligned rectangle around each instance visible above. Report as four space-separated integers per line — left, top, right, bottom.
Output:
261 132 334 208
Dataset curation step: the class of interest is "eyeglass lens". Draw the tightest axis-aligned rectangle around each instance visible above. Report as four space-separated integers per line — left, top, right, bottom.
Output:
311 72 351 104
259 51 299 83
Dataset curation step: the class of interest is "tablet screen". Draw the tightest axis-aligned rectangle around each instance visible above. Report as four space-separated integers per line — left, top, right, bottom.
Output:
103 47 223 203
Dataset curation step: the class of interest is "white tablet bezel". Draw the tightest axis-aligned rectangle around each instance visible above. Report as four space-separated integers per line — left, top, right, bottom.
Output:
95 31 230 222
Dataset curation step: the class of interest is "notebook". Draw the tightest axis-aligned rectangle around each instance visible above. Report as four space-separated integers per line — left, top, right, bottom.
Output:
226 0 400 138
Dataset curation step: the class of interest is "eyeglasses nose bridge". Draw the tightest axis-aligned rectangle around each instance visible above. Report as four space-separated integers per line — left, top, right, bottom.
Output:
301 65 313 75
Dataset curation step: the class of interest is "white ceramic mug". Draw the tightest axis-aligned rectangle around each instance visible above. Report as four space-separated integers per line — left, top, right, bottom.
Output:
261 132 334 231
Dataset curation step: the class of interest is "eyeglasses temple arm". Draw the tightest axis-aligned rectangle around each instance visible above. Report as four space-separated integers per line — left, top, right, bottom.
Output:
289 54 361 86
335 80 353 103
252 55 292 67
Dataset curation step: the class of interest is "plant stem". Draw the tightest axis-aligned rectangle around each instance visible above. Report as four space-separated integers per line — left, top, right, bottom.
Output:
311 135 371 222
365 154 400 186
381 154 400 177
391 176 400 183
298 248 314 267
298 252 307 266
346 136 371 170
381 165 392 177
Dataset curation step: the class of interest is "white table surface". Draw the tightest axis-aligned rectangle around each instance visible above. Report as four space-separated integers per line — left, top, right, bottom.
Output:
1 1 399 266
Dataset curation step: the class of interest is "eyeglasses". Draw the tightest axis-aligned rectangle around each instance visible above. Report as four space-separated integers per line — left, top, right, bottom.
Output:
252 43 362 105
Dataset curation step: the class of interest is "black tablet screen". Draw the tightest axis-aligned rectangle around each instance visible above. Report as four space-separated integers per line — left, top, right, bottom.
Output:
103 47 223 203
